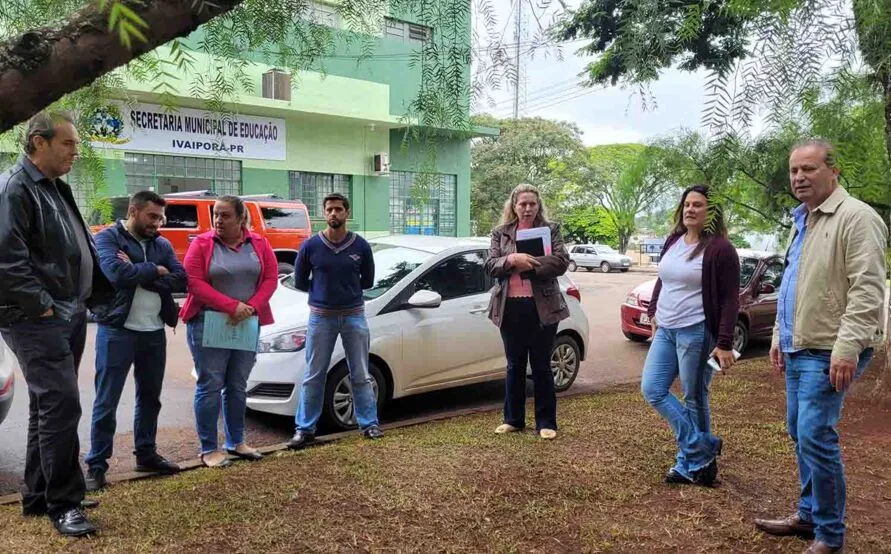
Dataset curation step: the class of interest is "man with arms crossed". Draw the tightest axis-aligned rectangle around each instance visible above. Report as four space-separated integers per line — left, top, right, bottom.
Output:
286 193 383 448
85 190 186 491
755 139 888 554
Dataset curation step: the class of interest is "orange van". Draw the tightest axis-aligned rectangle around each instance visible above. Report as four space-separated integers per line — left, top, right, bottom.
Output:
89 191 311 274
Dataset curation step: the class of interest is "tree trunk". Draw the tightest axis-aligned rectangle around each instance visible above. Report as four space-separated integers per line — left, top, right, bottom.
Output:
0 0 244 133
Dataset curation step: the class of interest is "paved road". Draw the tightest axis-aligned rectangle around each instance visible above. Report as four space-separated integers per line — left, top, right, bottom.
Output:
0 268 768 494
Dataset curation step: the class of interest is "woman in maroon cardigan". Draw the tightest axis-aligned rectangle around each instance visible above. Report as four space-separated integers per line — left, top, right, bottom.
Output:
641 185 740 486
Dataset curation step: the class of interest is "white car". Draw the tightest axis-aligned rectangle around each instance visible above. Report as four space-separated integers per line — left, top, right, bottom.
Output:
568 244 632 273
245 235 589 430
0 337 15 426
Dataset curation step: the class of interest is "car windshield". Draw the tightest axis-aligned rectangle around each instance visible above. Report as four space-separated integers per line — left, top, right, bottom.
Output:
597 245 617 254
280 244 432 300
364 244 432 299
740 257 759 287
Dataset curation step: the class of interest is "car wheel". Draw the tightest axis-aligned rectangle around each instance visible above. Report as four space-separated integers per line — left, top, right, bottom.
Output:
551 335 580 392
600 261 612 273
322 361 387 432
277 262 295 275
622 330 648 343
733 320 749 355
568 261 577 272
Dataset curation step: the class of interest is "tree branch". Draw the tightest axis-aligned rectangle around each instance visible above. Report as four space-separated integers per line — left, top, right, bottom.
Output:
712 190 791 229
0 0 244 132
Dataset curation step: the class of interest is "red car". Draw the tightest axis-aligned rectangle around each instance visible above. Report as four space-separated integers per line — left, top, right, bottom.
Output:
620 250 786 354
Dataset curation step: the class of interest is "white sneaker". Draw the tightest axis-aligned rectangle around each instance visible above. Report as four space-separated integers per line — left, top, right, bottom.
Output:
539 429 557 440
494 423 520 434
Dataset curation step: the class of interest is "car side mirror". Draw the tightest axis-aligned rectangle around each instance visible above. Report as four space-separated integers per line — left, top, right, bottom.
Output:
758 282 776 295
406 290 442 309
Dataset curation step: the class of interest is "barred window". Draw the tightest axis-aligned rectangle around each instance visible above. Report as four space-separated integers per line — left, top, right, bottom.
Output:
389 171 457 236
289 171 352 217
123 153 241 196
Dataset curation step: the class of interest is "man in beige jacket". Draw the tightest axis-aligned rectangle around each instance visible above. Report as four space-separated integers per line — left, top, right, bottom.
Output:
754 139 888 554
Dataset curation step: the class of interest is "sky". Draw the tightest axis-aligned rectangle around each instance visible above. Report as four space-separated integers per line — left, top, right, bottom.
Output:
471 0 710 146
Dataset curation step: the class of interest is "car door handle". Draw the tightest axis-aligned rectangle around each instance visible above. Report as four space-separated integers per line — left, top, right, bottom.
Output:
187 234 198 242
469 307 488 314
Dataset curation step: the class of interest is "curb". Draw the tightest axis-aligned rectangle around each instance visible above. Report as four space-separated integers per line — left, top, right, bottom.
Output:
0 387 601 507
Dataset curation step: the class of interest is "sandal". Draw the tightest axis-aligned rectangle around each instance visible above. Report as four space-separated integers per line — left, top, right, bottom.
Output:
495 423 521 434
200 451 232 468
226 444 264 461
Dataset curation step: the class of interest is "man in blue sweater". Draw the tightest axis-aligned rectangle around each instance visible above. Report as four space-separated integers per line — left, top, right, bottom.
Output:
85 191 186 491
286 193 382 448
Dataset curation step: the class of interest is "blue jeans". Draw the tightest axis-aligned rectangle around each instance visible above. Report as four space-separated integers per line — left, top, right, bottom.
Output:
295 312 378 433
641 321 720 478
86 325 167 472
785 348 873 549
186 318 257 454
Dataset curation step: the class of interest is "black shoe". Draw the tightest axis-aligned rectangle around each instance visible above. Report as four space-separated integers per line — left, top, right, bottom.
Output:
85 468 107 492
664 468 694 484
226 447 265 461
286 430 315 450
135 453 181 474
362 425 384 440
692 458 718 487
51 507 97 537
81 498 100 510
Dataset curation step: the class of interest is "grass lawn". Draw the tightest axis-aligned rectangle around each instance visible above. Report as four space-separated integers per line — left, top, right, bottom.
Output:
2 356 890 553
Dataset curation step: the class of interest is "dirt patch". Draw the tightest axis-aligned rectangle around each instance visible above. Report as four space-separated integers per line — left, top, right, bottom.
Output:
1 358 889 553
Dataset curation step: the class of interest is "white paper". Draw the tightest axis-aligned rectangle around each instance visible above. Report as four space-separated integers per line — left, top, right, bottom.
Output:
516 227 552 255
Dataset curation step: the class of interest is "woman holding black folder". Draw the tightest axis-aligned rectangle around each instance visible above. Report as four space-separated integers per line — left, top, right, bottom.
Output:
181 196 279 468
484 184 571 439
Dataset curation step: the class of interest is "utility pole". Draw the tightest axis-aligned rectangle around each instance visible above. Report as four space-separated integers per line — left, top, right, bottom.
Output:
513 0 522 119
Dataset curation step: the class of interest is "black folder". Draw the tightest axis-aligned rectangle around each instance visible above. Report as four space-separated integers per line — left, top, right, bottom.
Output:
516 237 545 257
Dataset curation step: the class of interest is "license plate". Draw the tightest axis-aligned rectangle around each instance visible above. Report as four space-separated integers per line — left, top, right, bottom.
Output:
639 314 650 326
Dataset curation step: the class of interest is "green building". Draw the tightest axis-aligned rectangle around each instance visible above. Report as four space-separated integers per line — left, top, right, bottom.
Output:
77 2 493 237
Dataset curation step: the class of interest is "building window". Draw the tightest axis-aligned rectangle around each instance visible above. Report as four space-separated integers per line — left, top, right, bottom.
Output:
389 171 457 236
383 18 432 42
308 1 339 27
123 153 241 196
289 171 352 217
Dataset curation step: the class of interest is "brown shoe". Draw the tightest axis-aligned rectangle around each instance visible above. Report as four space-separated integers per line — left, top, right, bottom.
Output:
803 540 843 554
754 513 816 538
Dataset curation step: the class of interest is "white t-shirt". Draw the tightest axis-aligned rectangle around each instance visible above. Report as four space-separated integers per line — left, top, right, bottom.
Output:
123 238 164 332
654 239 705 330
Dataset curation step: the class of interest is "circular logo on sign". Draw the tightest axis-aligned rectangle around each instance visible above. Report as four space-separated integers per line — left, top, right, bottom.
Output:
88 106 130 145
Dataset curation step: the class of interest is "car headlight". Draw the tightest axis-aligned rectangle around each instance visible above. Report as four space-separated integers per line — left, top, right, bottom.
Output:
258 328 307 353
625 293 639 307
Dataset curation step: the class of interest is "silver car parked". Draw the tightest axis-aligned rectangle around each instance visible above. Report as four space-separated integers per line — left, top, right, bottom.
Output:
0 337 15 426
568 244 632 273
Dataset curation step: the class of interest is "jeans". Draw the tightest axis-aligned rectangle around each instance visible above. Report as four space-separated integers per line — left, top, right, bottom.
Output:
785 348 873 549
295 312 378 433
640 321 720 478
1 311 87 517
499 298 558 431
86 325 166 472
186 317 257 454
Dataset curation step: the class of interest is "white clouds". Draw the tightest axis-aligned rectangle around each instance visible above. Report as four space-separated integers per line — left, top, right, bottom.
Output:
473 0 712 146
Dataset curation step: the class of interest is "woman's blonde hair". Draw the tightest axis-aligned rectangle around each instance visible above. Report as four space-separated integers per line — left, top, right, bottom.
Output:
500 184 548 226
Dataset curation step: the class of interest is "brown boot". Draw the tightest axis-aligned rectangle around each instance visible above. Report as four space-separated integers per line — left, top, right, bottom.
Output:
803 540 843 553
754 513 816 539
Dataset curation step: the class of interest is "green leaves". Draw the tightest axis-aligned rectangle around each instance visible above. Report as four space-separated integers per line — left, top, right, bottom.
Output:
100 0 149 50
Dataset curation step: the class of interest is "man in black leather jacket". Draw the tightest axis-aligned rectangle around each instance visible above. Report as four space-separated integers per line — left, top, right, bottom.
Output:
0 111 112 537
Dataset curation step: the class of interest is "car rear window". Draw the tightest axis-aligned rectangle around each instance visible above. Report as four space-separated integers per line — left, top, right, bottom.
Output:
261 207 309 230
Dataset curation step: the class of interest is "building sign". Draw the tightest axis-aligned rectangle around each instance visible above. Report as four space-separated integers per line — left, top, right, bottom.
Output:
89 103 286 161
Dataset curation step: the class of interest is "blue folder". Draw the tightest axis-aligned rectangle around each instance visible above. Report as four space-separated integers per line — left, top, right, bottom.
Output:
202 311 260 352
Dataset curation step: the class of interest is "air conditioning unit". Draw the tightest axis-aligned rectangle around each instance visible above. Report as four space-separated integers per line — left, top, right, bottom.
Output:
373 152 390 174
262 69 291 101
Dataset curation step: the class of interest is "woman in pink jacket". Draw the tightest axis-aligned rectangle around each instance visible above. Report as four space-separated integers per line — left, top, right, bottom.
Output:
180 196 278 468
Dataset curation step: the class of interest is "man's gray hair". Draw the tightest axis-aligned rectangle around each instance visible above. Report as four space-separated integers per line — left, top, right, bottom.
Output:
23 110 76 155
790 138 838 168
